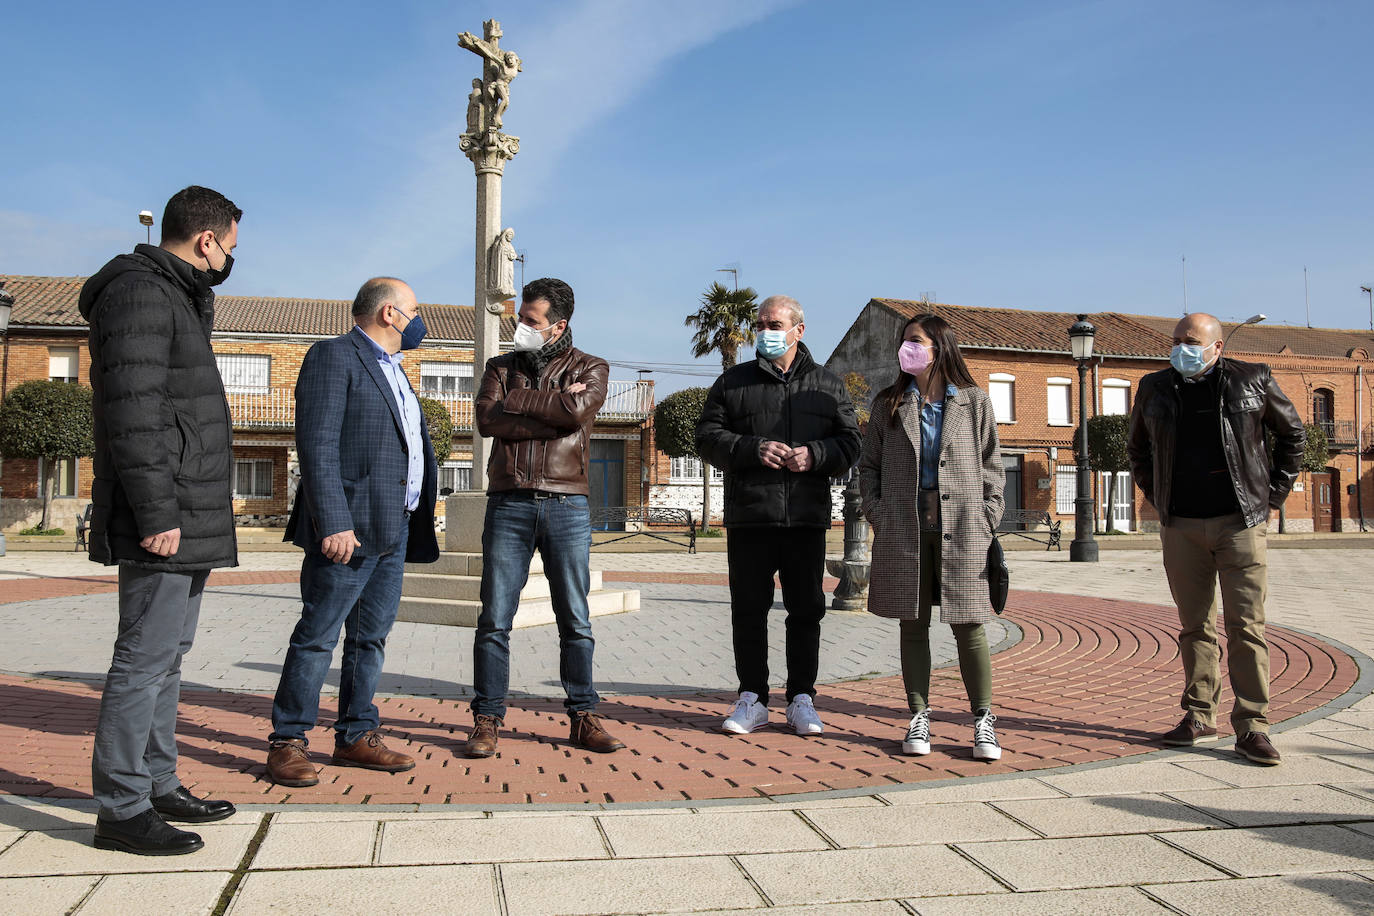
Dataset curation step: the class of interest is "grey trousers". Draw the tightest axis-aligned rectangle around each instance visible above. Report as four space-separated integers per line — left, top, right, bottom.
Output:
91 567 209 820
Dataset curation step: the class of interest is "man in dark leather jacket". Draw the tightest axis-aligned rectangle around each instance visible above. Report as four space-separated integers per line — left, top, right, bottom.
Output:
462 277 625 759
1128 312 1304 766
697 295 862 737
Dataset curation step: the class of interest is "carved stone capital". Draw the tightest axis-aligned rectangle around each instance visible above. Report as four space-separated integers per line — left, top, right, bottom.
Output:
460 129 520 173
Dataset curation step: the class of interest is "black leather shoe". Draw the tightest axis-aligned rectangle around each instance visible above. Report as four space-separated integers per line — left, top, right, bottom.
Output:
151 786 236 824
94 809 204 856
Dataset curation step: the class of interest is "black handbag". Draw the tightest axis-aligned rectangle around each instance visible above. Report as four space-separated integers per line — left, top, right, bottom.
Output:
987 535 1009 615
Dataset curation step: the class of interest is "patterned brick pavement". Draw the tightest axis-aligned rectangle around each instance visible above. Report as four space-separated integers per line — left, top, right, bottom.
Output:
0 574 1358 807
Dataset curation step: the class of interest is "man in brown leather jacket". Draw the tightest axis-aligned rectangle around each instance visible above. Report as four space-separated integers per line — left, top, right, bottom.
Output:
1128 312 1304 766
462 277 625 757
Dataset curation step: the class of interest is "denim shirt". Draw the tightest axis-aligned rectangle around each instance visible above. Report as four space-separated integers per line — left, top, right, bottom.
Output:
907 381 957 490
353 327 423 511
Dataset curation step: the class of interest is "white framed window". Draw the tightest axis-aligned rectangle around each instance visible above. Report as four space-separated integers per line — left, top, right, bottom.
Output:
1055 465 1077 515
1101 378 1131 416
38 457 77 497
421 362 474 396
233 458 274 498
670 456 724 482
217 354 270 393
989 373 1015 423
1046 377 1072 426
48 347 79 383
438 460 472 494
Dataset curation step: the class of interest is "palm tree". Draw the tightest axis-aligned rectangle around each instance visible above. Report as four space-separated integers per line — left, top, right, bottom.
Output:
685 281 760 371
682 281 758 531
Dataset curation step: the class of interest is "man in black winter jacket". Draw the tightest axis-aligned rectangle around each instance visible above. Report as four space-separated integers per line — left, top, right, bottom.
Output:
1128 312 1304 767
696 295 861 737
78 186 241 855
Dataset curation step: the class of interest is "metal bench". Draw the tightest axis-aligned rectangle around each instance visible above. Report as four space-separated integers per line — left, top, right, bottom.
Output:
74 504 93 552
997 509 1062 550
589 506 697 553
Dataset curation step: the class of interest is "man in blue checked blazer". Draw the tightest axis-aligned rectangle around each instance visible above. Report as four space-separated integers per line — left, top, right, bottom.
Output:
266 277 440 788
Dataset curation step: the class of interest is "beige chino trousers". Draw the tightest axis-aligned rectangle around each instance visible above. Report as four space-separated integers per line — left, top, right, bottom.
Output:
1159 513 1271 736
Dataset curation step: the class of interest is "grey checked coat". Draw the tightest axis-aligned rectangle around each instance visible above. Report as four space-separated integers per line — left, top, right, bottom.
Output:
859 385 1005 623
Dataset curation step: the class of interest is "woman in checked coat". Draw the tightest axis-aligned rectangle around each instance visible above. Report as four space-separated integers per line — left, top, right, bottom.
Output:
859 313 1006 760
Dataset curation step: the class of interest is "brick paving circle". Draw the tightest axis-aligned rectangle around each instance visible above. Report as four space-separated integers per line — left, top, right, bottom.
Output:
0 574 1358 806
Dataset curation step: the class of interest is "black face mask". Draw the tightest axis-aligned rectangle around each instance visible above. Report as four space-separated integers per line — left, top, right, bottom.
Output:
204 238 234 286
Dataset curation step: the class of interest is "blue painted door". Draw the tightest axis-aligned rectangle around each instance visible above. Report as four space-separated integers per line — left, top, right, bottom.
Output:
588 439 625 530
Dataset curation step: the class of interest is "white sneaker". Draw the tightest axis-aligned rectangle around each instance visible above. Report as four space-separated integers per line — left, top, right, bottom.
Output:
786 694 824 735
973 708 1001 761
902 709 931 755
721 691 769 734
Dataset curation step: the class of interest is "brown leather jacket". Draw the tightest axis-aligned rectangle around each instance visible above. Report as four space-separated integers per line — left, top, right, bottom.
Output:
475 345 608 494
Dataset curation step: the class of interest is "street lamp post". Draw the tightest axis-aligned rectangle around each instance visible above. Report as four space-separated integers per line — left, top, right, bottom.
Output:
0 282 13 556
138 210 154 245
1362 286 1372 332
1068 314 1099 563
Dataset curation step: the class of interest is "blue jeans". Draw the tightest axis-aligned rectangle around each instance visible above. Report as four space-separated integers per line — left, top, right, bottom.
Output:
473 491 599 719
270 523 409 746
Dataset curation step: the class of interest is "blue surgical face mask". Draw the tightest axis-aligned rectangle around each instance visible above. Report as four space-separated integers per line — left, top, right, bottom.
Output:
396 311 427 350
1170 342 1214 378
756 327 794 360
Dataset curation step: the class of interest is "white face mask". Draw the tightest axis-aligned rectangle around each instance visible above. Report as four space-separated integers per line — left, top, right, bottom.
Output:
513 322 551 352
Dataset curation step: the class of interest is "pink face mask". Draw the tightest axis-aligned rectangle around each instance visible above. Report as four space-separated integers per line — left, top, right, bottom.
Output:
898 341 932 375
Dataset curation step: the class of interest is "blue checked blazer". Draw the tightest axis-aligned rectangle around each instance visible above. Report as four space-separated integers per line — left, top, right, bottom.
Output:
284 330 440 562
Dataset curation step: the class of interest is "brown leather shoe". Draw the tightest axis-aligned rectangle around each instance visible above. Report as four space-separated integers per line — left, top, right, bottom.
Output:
1161 715 1218 747
266 739 319 787
1235 731 1281 766
570 711 625 754
464 714 502 758
330 731 415 772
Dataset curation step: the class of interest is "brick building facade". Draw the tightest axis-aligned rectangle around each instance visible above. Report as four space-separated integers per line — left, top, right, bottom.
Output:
0 276 655 533
827 299 1374 533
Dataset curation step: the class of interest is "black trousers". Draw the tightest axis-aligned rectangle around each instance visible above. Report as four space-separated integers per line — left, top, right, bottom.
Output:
726 526 828 704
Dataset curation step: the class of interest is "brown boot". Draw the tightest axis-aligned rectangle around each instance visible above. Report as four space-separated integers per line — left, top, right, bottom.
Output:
267 739 319 787
330 731 415 772
570 711 625 754
464 714 502 758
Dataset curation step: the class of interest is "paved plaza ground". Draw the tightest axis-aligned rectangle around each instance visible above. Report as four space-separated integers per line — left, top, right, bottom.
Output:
0 542 1371 913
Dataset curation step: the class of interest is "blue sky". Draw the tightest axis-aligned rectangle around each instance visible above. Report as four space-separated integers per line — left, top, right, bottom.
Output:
3 0 1371 392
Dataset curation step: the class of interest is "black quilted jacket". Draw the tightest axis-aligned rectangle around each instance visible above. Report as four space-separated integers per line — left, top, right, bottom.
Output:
78 244 238 570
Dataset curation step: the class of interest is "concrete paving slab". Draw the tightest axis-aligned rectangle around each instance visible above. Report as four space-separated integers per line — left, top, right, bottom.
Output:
1168 784 1374 827
499 856 760 915
879 777 1064 806
377 815 608 864
0 875 96 916
268 808 487 824
676 904 907 916
704 795 887 812
227 864 498 916
0 824 255 876
1172 753 1374 788
1037 761 1235 797
992 793 1229 837
1344 821 1374 838
739 845 1002 905
1145 872 1374 914
250 818 376 868
76 871 231 916
1163 824 1374 876
598 809 828 857
1310 729 1374 752
803 801 1037 847
911 886 1171 914
0 801 96 830
956 834 1224 891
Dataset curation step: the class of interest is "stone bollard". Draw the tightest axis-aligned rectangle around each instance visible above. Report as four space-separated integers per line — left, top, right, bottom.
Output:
825 473 870 610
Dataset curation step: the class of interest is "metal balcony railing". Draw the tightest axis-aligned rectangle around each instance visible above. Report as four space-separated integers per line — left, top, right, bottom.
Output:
225 380 654 432
1316 419 1357 447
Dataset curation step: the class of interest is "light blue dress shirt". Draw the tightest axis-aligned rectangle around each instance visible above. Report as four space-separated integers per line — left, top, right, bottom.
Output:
354 327 424 512
907 381 957 490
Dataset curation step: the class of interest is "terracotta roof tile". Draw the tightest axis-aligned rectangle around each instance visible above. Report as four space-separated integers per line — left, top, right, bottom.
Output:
0 275 513 342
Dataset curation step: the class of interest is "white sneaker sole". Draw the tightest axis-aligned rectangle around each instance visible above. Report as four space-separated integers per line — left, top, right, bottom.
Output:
722 718 766 735
901 740 930 755
790 722 823 736
973 744 1002 761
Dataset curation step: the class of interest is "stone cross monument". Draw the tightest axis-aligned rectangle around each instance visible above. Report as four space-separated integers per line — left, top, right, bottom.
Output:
459 18 522 489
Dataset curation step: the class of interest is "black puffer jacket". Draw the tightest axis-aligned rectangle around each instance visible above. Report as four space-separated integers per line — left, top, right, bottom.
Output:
696 342 862 528
78 244 238 570
1127 357 1304 529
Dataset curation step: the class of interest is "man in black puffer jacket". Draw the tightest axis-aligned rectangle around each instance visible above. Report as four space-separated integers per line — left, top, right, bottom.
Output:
78 186 241 856
697 295 861 738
